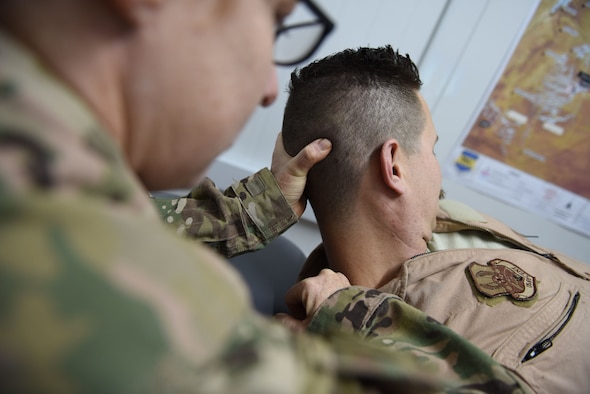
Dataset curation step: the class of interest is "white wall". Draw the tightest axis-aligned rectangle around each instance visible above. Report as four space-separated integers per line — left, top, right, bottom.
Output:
207 0 590 264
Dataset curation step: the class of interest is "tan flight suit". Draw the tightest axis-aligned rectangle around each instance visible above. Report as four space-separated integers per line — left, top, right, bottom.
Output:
301 199 590 394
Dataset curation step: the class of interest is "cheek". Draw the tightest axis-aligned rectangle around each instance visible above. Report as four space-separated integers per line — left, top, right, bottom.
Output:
429 157 442 214
428 153 441 183
227 5 275 98
220 38 274 133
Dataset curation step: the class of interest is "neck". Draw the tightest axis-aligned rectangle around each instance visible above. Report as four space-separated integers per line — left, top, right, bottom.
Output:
320 206 427 289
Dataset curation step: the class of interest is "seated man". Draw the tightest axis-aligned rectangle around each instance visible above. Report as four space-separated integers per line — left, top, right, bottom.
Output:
281 45 590 394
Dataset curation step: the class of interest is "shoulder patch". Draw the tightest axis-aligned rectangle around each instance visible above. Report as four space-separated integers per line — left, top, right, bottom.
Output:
468 259 537 301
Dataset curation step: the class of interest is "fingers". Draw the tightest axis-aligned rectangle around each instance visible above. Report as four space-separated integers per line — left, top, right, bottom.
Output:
271 133 332 177
270 133 332 218
284 282 307 320
301 269 351 314
274 313 306 333
289 138 332 176
285 268 352 321
273 132 287 157
278 269 351 333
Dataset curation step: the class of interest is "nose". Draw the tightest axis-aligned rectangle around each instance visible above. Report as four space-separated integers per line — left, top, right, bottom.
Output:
260 66 278 107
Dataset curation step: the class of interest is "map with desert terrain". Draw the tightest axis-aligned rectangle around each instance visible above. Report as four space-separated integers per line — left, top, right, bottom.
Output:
462 0 590 199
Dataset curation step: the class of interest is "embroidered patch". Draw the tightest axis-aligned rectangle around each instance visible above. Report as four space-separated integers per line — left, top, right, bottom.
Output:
468 259 537 301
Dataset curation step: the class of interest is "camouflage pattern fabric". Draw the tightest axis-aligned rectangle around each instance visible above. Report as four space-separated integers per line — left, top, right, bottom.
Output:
0 32 530 393
310 288 529 393
153 169 298 258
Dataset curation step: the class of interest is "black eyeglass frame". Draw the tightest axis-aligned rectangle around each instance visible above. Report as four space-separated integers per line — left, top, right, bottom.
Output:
274 0 335 66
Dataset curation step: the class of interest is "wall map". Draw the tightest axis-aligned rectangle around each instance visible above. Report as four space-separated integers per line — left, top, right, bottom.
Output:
446 0 590 237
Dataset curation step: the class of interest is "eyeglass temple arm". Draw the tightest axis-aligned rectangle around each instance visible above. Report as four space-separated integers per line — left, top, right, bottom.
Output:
302 0 335 33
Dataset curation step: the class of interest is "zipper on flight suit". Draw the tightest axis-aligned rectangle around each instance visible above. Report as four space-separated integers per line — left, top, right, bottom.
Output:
521 291 580 362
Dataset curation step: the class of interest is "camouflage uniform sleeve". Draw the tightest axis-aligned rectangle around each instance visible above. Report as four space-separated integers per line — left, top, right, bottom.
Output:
307 287 532 393
153 168 298 257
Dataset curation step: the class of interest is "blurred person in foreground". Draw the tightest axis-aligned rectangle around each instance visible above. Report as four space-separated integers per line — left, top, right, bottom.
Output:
282 45 590 394
0 0 530 392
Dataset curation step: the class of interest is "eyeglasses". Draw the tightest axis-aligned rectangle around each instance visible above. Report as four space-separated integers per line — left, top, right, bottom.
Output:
274 0 335 66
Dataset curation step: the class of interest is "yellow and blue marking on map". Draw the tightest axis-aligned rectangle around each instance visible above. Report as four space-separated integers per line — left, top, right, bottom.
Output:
455 150 479 172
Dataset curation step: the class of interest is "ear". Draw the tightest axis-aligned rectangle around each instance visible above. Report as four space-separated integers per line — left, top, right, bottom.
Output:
106 0 161 25
379 138 406 195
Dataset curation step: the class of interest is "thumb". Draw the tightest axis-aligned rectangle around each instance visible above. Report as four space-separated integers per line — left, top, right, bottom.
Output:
288 138 332 176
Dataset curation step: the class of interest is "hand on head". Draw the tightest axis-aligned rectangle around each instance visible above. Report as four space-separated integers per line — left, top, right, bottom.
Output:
271 133 332 217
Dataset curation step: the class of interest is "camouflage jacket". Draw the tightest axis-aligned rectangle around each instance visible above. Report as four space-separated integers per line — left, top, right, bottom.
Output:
0 32 530 393
301 200 590 394
153 169 298 258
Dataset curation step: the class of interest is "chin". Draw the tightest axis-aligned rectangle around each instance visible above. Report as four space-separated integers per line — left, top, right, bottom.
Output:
424 228 434 243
